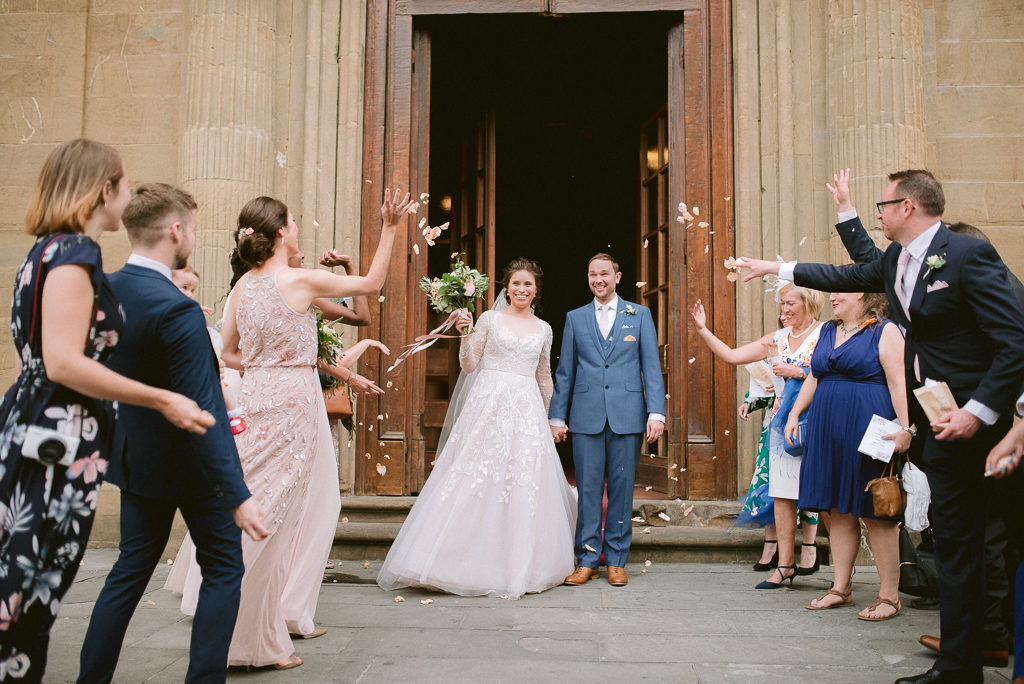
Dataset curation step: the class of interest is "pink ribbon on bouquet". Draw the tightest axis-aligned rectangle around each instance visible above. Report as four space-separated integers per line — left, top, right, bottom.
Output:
386 308 468 374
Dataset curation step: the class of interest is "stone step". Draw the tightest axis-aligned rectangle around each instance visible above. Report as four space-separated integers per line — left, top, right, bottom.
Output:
331 519 830 565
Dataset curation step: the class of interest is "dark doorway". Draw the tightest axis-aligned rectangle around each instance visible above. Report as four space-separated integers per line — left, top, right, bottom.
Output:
423 13 671 475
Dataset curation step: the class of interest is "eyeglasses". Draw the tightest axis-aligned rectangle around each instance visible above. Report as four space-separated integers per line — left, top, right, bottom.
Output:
876 198 910 214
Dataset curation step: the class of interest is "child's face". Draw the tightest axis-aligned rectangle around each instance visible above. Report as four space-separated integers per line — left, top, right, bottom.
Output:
172 271 199 299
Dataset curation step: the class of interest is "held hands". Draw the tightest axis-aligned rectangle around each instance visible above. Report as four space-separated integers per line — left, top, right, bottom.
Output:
380 187 416 228
932 408 981 441
690 300 707 330
825 168 854 213
161 392 216 435
550 425 568 443
233 497 270 541
646 419 664 444
985 422 1024 478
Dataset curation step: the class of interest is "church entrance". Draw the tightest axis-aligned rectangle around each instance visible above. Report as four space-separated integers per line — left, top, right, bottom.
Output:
356 1 737 501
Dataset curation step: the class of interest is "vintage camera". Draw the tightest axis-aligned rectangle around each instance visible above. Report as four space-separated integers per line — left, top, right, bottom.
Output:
22 425 80 467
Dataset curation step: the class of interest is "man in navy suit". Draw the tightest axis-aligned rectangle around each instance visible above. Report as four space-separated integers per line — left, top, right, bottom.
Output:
549 253 665 587
78 184 268 684
827 169 1024 668
738 170 1024 684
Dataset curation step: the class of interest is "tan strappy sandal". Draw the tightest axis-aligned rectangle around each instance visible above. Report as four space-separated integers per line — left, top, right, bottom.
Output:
857 596 902 621
805 587 853 610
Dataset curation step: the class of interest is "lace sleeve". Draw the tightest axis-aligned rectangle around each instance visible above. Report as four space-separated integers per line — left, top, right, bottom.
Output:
458 310 490 373
535 322 554 412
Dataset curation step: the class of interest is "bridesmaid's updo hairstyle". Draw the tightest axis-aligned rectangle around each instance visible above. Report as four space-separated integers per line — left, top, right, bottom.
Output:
236 196 288 268
501 257 543 311
25 138 123 236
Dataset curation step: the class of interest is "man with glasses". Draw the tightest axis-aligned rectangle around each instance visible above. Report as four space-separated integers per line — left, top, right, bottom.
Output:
736 169 1024 684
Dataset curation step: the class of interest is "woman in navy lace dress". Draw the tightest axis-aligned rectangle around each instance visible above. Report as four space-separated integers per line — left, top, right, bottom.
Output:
0 139 211 682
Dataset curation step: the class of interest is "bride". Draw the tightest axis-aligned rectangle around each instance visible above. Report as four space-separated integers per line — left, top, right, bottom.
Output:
377 257 576 599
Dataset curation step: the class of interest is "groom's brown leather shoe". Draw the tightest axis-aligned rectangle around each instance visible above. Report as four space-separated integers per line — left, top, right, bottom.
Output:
607 566 628 586
918 634 1009 668
563 567 599 585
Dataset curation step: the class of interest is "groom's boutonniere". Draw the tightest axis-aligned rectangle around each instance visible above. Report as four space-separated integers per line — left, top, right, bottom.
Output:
620 305 638 316
922 253 947 280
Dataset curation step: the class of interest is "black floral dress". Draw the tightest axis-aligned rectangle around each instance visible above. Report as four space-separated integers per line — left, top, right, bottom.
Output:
0 234 123 682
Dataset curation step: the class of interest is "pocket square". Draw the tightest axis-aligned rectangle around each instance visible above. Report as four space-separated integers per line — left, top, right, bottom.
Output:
623 335 636 342
621 324 634 329
926 280 950 293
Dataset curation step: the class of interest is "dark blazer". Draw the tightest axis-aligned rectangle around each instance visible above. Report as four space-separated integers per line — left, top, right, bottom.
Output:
105 264 250 507
795 222 1024 415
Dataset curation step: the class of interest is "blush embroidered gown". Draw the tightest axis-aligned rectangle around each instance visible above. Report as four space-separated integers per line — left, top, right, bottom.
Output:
166 272 339 667
377 310 576 599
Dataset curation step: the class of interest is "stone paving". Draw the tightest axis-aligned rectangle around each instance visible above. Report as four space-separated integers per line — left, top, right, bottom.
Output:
46 548 1015 683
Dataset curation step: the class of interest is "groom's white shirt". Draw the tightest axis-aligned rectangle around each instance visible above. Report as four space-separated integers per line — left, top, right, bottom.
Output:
127 253 173 281
549 294 665 428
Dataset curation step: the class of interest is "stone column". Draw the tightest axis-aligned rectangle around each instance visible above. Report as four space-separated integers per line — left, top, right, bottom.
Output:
179 0 276 307
827 0 928 258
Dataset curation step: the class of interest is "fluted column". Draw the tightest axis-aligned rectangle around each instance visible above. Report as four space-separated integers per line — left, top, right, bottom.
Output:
180 0 276 307
827 0 928 257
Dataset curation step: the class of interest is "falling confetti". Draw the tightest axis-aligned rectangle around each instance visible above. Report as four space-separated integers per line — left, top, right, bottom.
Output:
724 196 731 201
799 236 808 246
584 543 598 553
312 220 320 228
451 251 459 259
325 562 335 569
670 475 679 481
644 486 653 491
395 596 405 602
365 179 372 183
644 560 653 567
379 295 386 302
724 430 731 435
641 569 647 574
377 414 384 420
726 272 738 282
412 243 420 255
636 281 647 288
499 594 510 600
418 218 427 229
657 512 671 522
693 206 700 216
383 454 390 459
684 505 695 516
688 357 695 364
698 221 709 228
704 244 709 254
420 192 430 201
166 559 173 565
631 516 645 523
376 463 387 476
341 516 349 523
146 600 156 605
420 599 433 605
665 394 670 399
408 202 418 214
368 425 374 431
386 381 393 388
363 561 371 569
643 237 649 248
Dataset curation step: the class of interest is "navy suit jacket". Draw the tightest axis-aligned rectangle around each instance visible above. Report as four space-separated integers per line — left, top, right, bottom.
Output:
549 298 665 435
795 223 1024 416
105 264 250 507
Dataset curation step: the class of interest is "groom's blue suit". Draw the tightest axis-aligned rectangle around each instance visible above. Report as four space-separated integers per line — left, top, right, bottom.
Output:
549 298 665 568
79 262 251 684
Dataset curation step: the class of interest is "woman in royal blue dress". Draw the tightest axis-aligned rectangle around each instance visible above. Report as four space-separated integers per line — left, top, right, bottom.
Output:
785 292 912 621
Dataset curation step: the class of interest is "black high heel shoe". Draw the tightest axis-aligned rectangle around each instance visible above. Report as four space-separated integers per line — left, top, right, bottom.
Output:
753 539 779 571
755 564 797 589
796 542 820 576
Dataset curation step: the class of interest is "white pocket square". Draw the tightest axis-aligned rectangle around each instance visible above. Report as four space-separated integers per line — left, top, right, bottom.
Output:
926 280 950 293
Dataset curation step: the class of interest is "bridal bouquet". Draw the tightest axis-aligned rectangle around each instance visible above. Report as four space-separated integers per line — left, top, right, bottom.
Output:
419 254 490 314
316 307 345 393
387 256 490 373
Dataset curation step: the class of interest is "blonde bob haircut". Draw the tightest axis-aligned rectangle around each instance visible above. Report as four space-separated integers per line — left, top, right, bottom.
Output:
24 138 123 236
778 281 825 320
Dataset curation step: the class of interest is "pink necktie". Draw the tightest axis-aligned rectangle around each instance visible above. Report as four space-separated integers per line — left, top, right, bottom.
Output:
599 305 613 339
895 249 911 319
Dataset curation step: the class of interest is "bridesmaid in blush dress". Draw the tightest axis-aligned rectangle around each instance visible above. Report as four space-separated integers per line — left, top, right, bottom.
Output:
216 190 413 670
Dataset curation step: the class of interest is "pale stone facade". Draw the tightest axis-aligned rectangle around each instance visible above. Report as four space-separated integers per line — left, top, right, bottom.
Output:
1 1 1021 498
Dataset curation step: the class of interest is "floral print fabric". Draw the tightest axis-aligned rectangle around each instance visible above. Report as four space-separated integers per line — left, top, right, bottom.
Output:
0 234 123 681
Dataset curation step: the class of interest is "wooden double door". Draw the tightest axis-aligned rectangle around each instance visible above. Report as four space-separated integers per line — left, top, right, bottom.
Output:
356 1 736 500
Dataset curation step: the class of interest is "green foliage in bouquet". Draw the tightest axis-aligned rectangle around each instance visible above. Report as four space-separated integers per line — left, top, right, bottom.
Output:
419 254 490 314
316 307 345 393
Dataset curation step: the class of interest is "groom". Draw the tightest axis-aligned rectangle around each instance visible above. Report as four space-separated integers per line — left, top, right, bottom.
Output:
78 183 268 683
549 253 665 586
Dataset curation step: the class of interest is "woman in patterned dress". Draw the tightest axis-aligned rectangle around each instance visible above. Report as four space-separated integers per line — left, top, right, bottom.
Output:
0 139 212 682
691 282 825 588
217 190 413 670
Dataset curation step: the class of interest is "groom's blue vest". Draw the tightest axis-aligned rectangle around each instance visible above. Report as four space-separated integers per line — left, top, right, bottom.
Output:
549 299 665 435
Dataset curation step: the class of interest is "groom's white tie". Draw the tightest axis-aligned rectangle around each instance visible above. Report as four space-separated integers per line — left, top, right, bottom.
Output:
598 304 614 339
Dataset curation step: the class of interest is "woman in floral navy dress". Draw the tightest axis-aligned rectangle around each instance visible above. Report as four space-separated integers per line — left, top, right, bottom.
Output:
0 139 210 682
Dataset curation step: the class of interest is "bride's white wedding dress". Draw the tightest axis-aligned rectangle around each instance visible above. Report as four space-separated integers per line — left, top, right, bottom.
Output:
377 310 576 599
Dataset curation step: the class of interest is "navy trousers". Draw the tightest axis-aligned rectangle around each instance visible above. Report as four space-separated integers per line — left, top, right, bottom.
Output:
78 491 242 684
571 424 642 568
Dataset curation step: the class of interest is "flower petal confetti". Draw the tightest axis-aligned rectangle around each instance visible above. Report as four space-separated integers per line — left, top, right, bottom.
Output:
394 596 405 602
341 516 349 523
643 238 649 248
684 505 695 516
376 463 387 476
631 516 645 523
693 206 700 216
644 559 653 567
644 485 653 491
418 217 428 229
379 295 386 302
636 281 647 288
698 221 709 228
413 243 420 255
363 561 371 569
799 236 808 246
420 599 433 605
657 512 671 522
688 357 695 364
584 543 598 553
